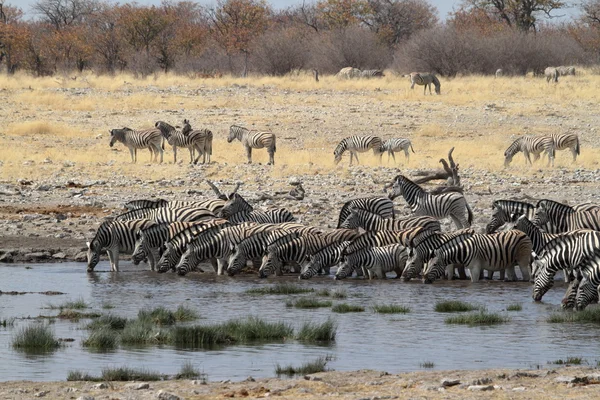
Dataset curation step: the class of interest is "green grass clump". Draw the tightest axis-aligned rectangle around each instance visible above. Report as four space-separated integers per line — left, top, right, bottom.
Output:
120 319 171 346
548 308 600 323
67 370 101 381
82 328 118 350
331 303 364 313
222 316 293 341
101 303 114 309
172 325 234 348
57 310 101 321
101 366 164 381
138 307 176 326
275 356 330 376
49 298 89 310
506 304 523 312
173 305 199 322
287 298 332 309
372 304 411 314
175 361 205 380
296 319 337 342
331 289 347 299
435 300 478 313
86 314 128 331
552 357 583 365
445 311 509 326
420 361 435 368
1 318 15 327
246 283 314 295
12 324 60 352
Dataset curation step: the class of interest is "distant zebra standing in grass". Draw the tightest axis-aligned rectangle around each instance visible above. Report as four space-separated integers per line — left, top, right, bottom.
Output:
360 69 384 78
182 120 213 164
155 121 209 164
549 132 580 163
333 136 383 166
336 67 362 79
503 136 555 167
545 67 559 83
228 125 276 165
408 72 441 95
381 138 415 163
109 127 163 163
495 69 503 78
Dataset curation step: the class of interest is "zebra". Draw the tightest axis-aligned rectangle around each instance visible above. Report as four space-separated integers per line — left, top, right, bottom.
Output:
545 67 559 83
336 196 395 229
343 227 425 257
549 132 580 163
389 175 473 229
424 231 533 283
182 119 213 164
561 270 582 310
87 219 156 272
155 121 210 164
495 69 503 78
335 244 407 280
155 221 232 273
503 136 555 167
340 208 441 232
299 241 352 280
402 230 475 281
229 209 296 224
109 127 163 163
333 136 383 166
533 199 600 233
408 72 441 95
360 69 384 78
485 200 536 234
115 206 215 223
227 125 276 165
514 215 560 256
531 231 600 301
124 199 226 214
259 229 360 278
575 252 600 310
556 66 576 76
380 138 415 164
336 67 362 79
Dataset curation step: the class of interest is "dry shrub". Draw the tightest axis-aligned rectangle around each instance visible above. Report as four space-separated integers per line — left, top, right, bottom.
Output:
252 27 312 76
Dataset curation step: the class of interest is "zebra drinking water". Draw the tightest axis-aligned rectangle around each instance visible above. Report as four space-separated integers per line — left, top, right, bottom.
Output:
299 241 352 280
335 244 408 280
381 138 415 164
336 196 395 228
503 136 555 167
155 121 210 164
485 200 536 234
574 251 600 310
109 127 163 163
227 125 276 165
333 136 383 166
389 175 473 229
408 72 441 95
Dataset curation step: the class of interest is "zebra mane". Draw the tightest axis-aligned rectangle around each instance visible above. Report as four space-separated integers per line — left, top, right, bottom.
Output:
433 232 474 257
394 175 424 193
431 74 441 88
536 199 574 213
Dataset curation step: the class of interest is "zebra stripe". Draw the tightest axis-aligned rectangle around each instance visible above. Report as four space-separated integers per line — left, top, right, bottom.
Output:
503 136 555 167
333 136 383 166
219 193 253 218
182 119 213 164
561 270 582 310
340 208 441 232
343 227 425 257
534 199 600 233
155 121 210 164
299 241 352 280
575 252 600 310
228 125 276 165
390 175 473 229
335 244 407 280
228 209 296 224
409 72 441 95
381 138 415 163
545 67 559 83
550 132 580 163
424 231 532 283
485 200 535 234
116 206 215 223
124 199 226 214
514 215 559 255
360 69 384 78
532 231 600 301
87 219 156 272
337 196 395 228
109 127 163 163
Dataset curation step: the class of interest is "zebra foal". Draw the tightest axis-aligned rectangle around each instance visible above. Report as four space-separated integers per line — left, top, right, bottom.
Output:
408 72 441 95
228 125 276 165
381 138 415 164
333 136 383 166
503 136 555 167
109 127 163 163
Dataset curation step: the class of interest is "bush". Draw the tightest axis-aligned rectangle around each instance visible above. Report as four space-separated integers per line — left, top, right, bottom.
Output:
101 366 164 381
87 314 128 331
253 27 312 76
82 328 118 351
175 361 205 380
372 304 410 314
445 311 509 326
286 298 332 309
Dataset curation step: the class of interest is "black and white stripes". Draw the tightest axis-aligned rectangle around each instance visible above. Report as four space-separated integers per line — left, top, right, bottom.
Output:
503 136 555 167
333 136 383 166
228 125 276 165
109 127 164 163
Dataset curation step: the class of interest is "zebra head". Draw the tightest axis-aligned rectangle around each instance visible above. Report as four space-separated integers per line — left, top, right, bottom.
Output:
532 265 553 302
155 121 174 138
86 240 102 272
299 256 318 280
333 143 345 165
259 252 282 279
226 246 245 277
131 233 147 265
422 253 444 283
486 208 518 234
176 248 195 276
575 277 596 311
157 243 177 273
334 260 351 280
182 119 192 135
108 129 122 147
339 208 360 229
228 125 244 143
561 272 580 310
402 251 420 281
388 175 405 200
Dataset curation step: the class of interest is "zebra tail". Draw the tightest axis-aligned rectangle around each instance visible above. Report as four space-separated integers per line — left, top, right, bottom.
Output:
161 137 165 150
576 138 580 155
466 202 474 225
410 143 415 153
273 136 277 152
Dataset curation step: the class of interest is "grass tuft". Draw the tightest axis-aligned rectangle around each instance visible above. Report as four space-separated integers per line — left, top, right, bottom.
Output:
286 298 332 309
101 366 164 381
173 305 199 322
49 297 89 310
12 324 60 352
57 310 101 321
296 319 337 342
548 308 600 323
86 314 128 331
120 319 171 346
275 356 331 376
67 370 100 381
435 300 478 313
82 328 118 351
445 311 509 326
331 303 364 313
420 361 435 368
221 316 293 341
552 357 583 365
1 318 15 327
172 325 234 348
506 304 523 312
331 289 347 299
138 307 176 326
175 361 205 380
246 283 314 295
372 304 411 314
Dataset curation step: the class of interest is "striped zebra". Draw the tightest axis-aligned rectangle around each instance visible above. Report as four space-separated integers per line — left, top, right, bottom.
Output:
337 196 395 228
408 72 441 95
116 206 215 223
545 67 559 83
485 200 536 234
340 208 441 232
87 219 156 272
514 215 559 256
299 241 352 280
229 209 295 224
424 231 533 283
227 125 276 165
360 69 384 78
155 121 210 164
389 175 473 229
561 270 582 310
503 136 555 167
259 229 360 278
575 252 600 310
495 69 503 78
333 136 383 166
124 199 226 214
381 138 415 164
550 132 580 163
109 127 163 164
182 119 213 164
343 227 425 257
533 199 600 233
335 244 407 280
402 230 475 281
336 67 362 79
531 231 600 301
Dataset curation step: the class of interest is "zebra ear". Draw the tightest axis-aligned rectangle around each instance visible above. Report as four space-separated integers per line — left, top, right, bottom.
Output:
86 241 91 249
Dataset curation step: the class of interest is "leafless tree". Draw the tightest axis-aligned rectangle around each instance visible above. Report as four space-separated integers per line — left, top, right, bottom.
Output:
32 0 101 30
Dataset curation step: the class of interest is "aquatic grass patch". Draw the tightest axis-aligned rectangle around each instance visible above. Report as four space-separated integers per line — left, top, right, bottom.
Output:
138 307 176 326
331 303 364 313
67 370 101 381
246 283 314 295
101 366 164 381
82 328 118 351
551 357 583 365
1 318 15 327
372 304 410 314
221 317 293 341
548 308 600 323
172 325 234 348
434 300 478 313
275 356 331 376
120 319 171 346
315 288 346 298
506 304 523 312
445 311 509 326
296 319 337 342
101 303 114 310
57 310 101 321
286 298 332 309
12 324 60 352
48 297 89 310
86 314 128 331
173 305 199 322
420 361 435 368
175 361 205 380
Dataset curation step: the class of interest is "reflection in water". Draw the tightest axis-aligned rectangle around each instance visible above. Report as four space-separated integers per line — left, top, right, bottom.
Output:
0 262 597 382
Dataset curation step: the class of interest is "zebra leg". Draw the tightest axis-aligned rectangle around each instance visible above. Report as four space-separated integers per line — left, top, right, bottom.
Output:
456 265 468 280
445 264 454 280
246 146 252 164
268 150 275 166
173 146 177 164
523 151 532 165
354 153 360 165
450 214 465 230
504 266 517 282
469 263 482 283
128 148 136 163
188 148 194 164
217 259 227 275
108 248 120 272
404 148 409 163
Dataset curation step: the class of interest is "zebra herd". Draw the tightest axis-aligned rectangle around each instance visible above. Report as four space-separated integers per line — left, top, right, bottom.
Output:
504 132 580 167
333 136 414 166
109 121 276 165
